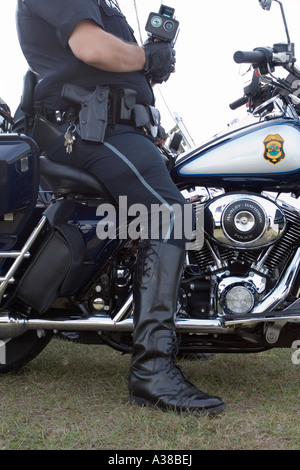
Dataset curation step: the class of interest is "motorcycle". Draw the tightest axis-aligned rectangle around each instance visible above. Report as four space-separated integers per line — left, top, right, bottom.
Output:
1 0 300 372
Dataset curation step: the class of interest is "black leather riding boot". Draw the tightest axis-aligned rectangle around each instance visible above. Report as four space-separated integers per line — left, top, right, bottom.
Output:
128 240 226 416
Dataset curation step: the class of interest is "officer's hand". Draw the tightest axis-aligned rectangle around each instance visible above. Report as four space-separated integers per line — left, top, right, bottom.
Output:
143 40 176 84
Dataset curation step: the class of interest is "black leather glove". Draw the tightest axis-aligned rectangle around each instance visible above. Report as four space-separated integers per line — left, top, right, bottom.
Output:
143 41 176 84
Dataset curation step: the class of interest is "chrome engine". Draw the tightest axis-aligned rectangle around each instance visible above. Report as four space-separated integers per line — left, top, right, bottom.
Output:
205 193 286 249
181 188 300 318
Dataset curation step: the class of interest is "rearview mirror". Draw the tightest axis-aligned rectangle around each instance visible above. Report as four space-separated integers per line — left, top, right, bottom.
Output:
259 0 291 46
259 0 272 10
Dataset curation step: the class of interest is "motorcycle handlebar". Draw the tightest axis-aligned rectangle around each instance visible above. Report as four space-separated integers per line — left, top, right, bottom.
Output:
234 50 267 65
229 96 248 110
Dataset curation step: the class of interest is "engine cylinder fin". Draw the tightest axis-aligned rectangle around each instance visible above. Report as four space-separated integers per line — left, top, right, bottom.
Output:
263 210 300 272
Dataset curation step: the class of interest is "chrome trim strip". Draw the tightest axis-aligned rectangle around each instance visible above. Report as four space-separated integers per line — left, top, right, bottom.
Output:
0 216 48 303
0 252 30 258
112 293 133 322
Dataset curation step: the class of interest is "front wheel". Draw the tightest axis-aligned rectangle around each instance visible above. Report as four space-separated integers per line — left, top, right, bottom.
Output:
0 331 53 374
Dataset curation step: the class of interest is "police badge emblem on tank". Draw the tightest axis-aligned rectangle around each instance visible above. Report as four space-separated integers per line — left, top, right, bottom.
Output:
263 134 285 165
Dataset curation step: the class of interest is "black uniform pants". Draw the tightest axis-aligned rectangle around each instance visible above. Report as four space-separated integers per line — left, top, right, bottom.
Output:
47 123 191 248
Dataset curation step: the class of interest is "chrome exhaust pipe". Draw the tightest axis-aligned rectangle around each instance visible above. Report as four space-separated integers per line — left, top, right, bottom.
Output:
251 247 300 314
2 310 300 339
0 313 225 339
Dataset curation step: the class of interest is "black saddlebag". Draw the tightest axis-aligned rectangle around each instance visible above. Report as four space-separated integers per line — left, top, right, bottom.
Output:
0 134 39 216
16 223 85 313
0 134 40 274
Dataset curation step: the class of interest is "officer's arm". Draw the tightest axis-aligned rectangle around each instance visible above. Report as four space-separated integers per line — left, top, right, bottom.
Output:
68 20 146 72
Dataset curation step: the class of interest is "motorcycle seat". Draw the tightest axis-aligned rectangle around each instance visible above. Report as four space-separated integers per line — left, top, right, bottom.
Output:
40 154 112 199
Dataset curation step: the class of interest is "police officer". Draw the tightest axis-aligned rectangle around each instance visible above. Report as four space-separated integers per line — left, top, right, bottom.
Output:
16 0 225 416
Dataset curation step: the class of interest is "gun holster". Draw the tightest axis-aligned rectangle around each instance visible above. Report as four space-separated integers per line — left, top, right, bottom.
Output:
79 85 109 143
62 84 109 143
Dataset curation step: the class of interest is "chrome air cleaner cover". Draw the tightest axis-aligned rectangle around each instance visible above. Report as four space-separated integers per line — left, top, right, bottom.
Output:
204 194 286 249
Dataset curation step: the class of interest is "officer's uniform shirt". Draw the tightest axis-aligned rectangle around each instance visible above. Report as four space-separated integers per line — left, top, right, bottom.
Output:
16 0 154 110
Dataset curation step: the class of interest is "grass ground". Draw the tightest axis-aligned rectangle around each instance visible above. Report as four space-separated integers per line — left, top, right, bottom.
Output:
0 338 300 450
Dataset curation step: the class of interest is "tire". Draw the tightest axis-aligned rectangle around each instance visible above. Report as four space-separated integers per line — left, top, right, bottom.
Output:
0 331 53 374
